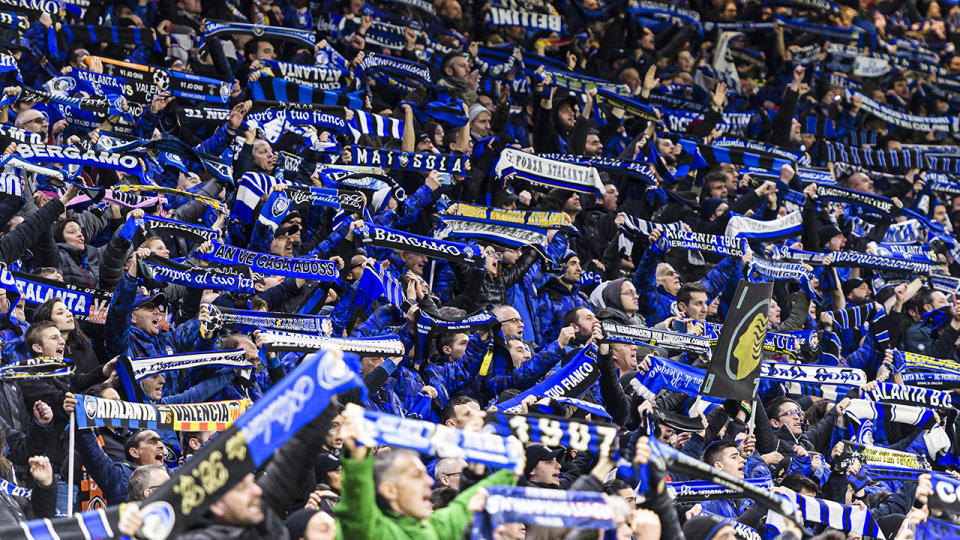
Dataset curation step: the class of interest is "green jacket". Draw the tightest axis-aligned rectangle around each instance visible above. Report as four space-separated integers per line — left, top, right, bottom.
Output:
334 456 516 540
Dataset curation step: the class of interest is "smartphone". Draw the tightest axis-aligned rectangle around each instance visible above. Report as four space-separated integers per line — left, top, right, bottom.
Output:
673 319 688 334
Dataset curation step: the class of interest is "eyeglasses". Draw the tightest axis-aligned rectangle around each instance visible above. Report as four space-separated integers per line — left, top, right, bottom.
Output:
23 116 48 126
501 317 523 325
779 408 803 418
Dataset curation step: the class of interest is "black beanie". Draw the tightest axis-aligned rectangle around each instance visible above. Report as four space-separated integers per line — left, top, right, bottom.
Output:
284 508 319 540
682 515 728 540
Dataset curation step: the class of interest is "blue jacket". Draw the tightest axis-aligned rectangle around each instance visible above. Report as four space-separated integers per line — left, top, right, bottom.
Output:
634 251 741 325
476 340 565 402
424 333 489 407
534 277 588 344
76 429 137 505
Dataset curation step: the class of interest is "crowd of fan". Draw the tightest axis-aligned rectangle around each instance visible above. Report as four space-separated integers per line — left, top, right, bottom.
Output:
0 0 957 538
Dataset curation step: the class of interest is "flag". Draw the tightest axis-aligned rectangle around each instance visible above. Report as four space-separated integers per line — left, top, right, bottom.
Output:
700 280 773 400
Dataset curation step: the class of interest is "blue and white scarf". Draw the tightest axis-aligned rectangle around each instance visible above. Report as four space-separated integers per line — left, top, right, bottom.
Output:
496 345 600 413
495 148 603 195
249 76 362 109
358 223 483 265
484 6 564 32
356 263 408 312
14 143 143 178
471 486 615 540
485 411 619 459
437 216 550 248
628 0 701 29
348 110 404 141
726 211 802 240
142 255 256 294
346 403 524 472
668 478 773 502
198 240 340 282
259 59 350 90
765 488 884 540
258 331 406 356
655 229 749 257
350 145 468 174
846 89 959 133
355 53 431 87
747 258 818 300
862 382 952 409
200 20 315 50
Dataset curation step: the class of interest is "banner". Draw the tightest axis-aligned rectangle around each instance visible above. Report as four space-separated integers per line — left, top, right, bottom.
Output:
345 403 524 473
701 280 772 401
76 394 251 431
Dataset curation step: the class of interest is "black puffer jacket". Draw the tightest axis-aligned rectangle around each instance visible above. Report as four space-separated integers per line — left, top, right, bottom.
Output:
448 245 540 311
55 242 105 289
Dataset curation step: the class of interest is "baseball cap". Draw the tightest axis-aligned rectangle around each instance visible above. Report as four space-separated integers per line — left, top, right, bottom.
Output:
133 291 166 310
842 277 866 297
523 444 563 477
